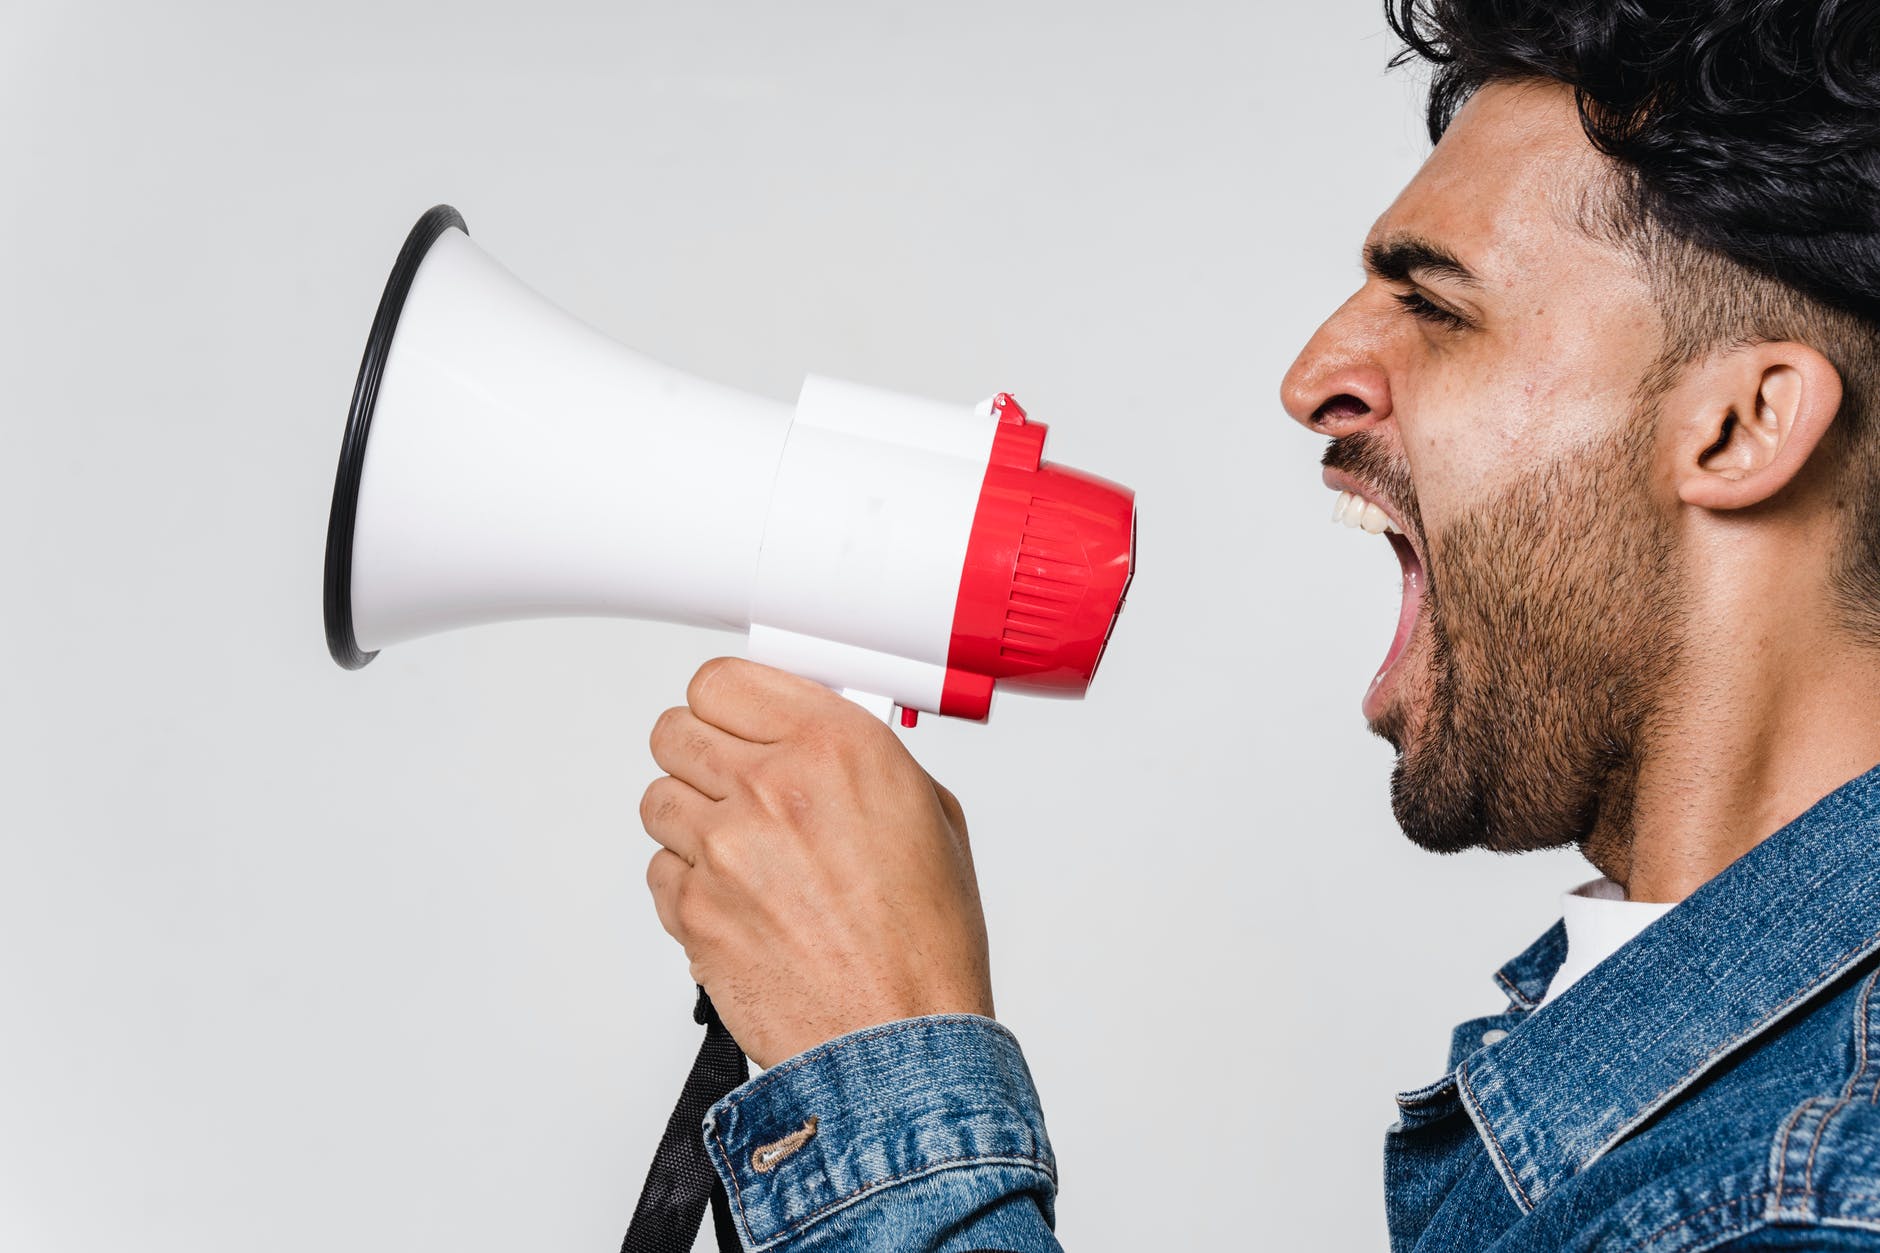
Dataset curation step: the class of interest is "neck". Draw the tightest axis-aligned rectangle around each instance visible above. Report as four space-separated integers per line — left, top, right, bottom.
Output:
1584 542 1880 903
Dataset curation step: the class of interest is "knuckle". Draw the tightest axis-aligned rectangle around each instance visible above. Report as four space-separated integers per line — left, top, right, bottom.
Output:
791 723 836 761
649 705 684 752
695 820 752 876
744 758 803 810
688 657 738 707
638 778 678 828
683 727 717 768
672 875 710 934
695 828 738 878
742 756 779 796
783 726 845 776
766 781 814 823
828 712 892 764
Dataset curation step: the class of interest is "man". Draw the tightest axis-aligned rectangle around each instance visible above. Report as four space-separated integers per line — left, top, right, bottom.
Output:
640 0 1880 1248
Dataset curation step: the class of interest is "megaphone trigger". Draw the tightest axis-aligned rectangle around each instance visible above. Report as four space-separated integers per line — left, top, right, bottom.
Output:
837 690 899 724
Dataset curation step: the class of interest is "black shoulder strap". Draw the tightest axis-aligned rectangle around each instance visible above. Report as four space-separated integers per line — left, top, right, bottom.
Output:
621 988 749 1253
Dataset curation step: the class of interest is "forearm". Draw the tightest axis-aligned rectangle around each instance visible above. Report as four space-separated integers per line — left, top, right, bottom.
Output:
705 1015 1061 1252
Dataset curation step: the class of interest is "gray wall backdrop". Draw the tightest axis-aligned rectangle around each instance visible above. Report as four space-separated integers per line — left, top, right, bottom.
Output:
2 2 1586 1249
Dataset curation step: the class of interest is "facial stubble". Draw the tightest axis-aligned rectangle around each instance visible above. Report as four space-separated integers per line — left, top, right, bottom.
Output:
1330 419 1685 859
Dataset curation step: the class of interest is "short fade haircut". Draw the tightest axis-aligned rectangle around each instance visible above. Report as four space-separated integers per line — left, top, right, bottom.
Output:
1386 0 1880 638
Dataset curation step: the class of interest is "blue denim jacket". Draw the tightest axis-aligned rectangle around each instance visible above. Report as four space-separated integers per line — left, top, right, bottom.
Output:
703 763 1880 1250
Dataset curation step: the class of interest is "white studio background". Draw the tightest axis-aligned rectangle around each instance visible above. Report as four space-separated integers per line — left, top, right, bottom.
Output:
0 3 1587 1250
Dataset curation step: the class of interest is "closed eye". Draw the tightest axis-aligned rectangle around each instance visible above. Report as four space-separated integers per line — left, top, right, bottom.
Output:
1393 288 1471 332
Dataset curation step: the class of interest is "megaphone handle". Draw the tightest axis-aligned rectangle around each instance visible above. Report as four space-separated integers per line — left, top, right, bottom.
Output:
745 628 924 728
837 689 898 724
621 986 749 1253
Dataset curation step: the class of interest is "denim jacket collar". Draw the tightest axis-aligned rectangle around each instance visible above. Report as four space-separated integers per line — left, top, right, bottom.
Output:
1442 762 1880 1213
1491 919 1567 1012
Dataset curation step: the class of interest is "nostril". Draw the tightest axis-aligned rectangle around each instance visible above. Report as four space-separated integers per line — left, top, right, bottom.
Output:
1312 394 1371 426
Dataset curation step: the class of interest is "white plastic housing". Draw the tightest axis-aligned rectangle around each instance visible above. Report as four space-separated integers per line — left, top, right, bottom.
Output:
347 224 999 713
747 376 997 711
352 229 795 646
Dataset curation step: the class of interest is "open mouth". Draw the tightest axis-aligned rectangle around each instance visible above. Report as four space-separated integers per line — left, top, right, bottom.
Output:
1327 482 1425 713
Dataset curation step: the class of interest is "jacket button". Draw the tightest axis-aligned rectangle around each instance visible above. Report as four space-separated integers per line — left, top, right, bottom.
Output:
1481 1028 1508 1046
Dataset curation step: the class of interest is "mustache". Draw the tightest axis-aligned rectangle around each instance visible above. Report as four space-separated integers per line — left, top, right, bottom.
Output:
1321 430 1424 539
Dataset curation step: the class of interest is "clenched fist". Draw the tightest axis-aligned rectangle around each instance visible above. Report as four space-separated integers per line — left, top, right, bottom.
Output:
640 657 994 1068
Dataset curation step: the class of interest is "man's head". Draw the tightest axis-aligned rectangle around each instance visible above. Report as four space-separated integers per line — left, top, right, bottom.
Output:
1281 0 1880 863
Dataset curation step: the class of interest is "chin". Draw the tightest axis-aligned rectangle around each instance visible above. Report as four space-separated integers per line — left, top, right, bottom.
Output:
1365 635 1435 756
1366 702 1406 754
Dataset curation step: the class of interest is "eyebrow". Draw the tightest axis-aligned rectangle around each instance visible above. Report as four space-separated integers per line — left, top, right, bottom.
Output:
1363 235 1482 289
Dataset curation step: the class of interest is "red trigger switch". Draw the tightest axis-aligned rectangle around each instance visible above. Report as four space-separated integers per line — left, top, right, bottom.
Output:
991 393 1027 425
900 707 920 728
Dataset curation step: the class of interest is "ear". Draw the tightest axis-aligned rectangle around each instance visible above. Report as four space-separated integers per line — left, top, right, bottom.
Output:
1674 342 1844 512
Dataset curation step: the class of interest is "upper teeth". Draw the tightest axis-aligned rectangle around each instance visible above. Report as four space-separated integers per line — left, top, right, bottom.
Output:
1332 490 1401 535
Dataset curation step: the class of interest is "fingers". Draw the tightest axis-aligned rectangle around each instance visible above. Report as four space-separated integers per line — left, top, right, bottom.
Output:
639 774 713 865
650 706 755 801
687 657 839 744
645 848 691 942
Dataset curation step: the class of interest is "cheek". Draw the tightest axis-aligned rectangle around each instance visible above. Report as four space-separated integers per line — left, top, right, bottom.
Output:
1403 348 1636 518
1398 372 1529 523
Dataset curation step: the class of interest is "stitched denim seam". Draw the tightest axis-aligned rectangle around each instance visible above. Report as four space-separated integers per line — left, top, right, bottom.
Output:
1629 1194 1880 1253
1791 968 1880 1198
717 1017 1021 1118
1806 1096 1855 1198
709 1017 1036 1249
1459 1063 1536 1213
1625 1188 1769 1253
711 1119 754 1245
1843 969 1878 1101
1773 1096 1819 1206
1634 781 1875 1117
1397 1076 1460 1110
1494 969 1538 1011
1860 967 1880 1106
1601 929 1880 1176
1675 1212 1880 1253
1664 1181 1880 1253
737 1152 1057 1251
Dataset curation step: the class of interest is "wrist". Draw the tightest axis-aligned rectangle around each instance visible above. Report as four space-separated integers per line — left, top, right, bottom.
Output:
754 991 996 1070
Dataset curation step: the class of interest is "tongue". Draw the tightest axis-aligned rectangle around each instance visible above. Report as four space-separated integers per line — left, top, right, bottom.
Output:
1379 533 1423 676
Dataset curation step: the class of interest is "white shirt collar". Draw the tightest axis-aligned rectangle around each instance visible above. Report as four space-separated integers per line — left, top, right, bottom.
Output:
1535 876 1677 1010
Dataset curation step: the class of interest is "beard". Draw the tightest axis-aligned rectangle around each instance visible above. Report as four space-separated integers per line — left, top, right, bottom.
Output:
1325 418 1685 858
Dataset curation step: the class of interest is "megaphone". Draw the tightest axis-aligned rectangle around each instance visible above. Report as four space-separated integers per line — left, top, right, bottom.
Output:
323 206 1135 723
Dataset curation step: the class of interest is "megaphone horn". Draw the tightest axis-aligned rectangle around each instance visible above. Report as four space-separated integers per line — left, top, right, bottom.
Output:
323 206 1136 723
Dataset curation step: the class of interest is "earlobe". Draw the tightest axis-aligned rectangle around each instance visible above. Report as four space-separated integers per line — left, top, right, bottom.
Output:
1676 347 1843 513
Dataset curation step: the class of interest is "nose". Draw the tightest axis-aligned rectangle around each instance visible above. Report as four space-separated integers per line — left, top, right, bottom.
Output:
1280 292 1394 438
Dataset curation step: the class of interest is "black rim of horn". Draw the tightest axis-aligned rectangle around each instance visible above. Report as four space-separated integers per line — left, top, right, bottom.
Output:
322 204 468 669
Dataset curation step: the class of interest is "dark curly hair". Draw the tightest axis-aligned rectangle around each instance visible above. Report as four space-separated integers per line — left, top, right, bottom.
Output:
1386 0 1880 636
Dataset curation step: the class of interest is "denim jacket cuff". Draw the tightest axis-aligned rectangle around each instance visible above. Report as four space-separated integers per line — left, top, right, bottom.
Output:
702 1014 1057 1250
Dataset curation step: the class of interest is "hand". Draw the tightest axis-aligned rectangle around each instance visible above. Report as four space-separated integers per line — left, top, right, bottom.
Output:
640 658 994 1068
